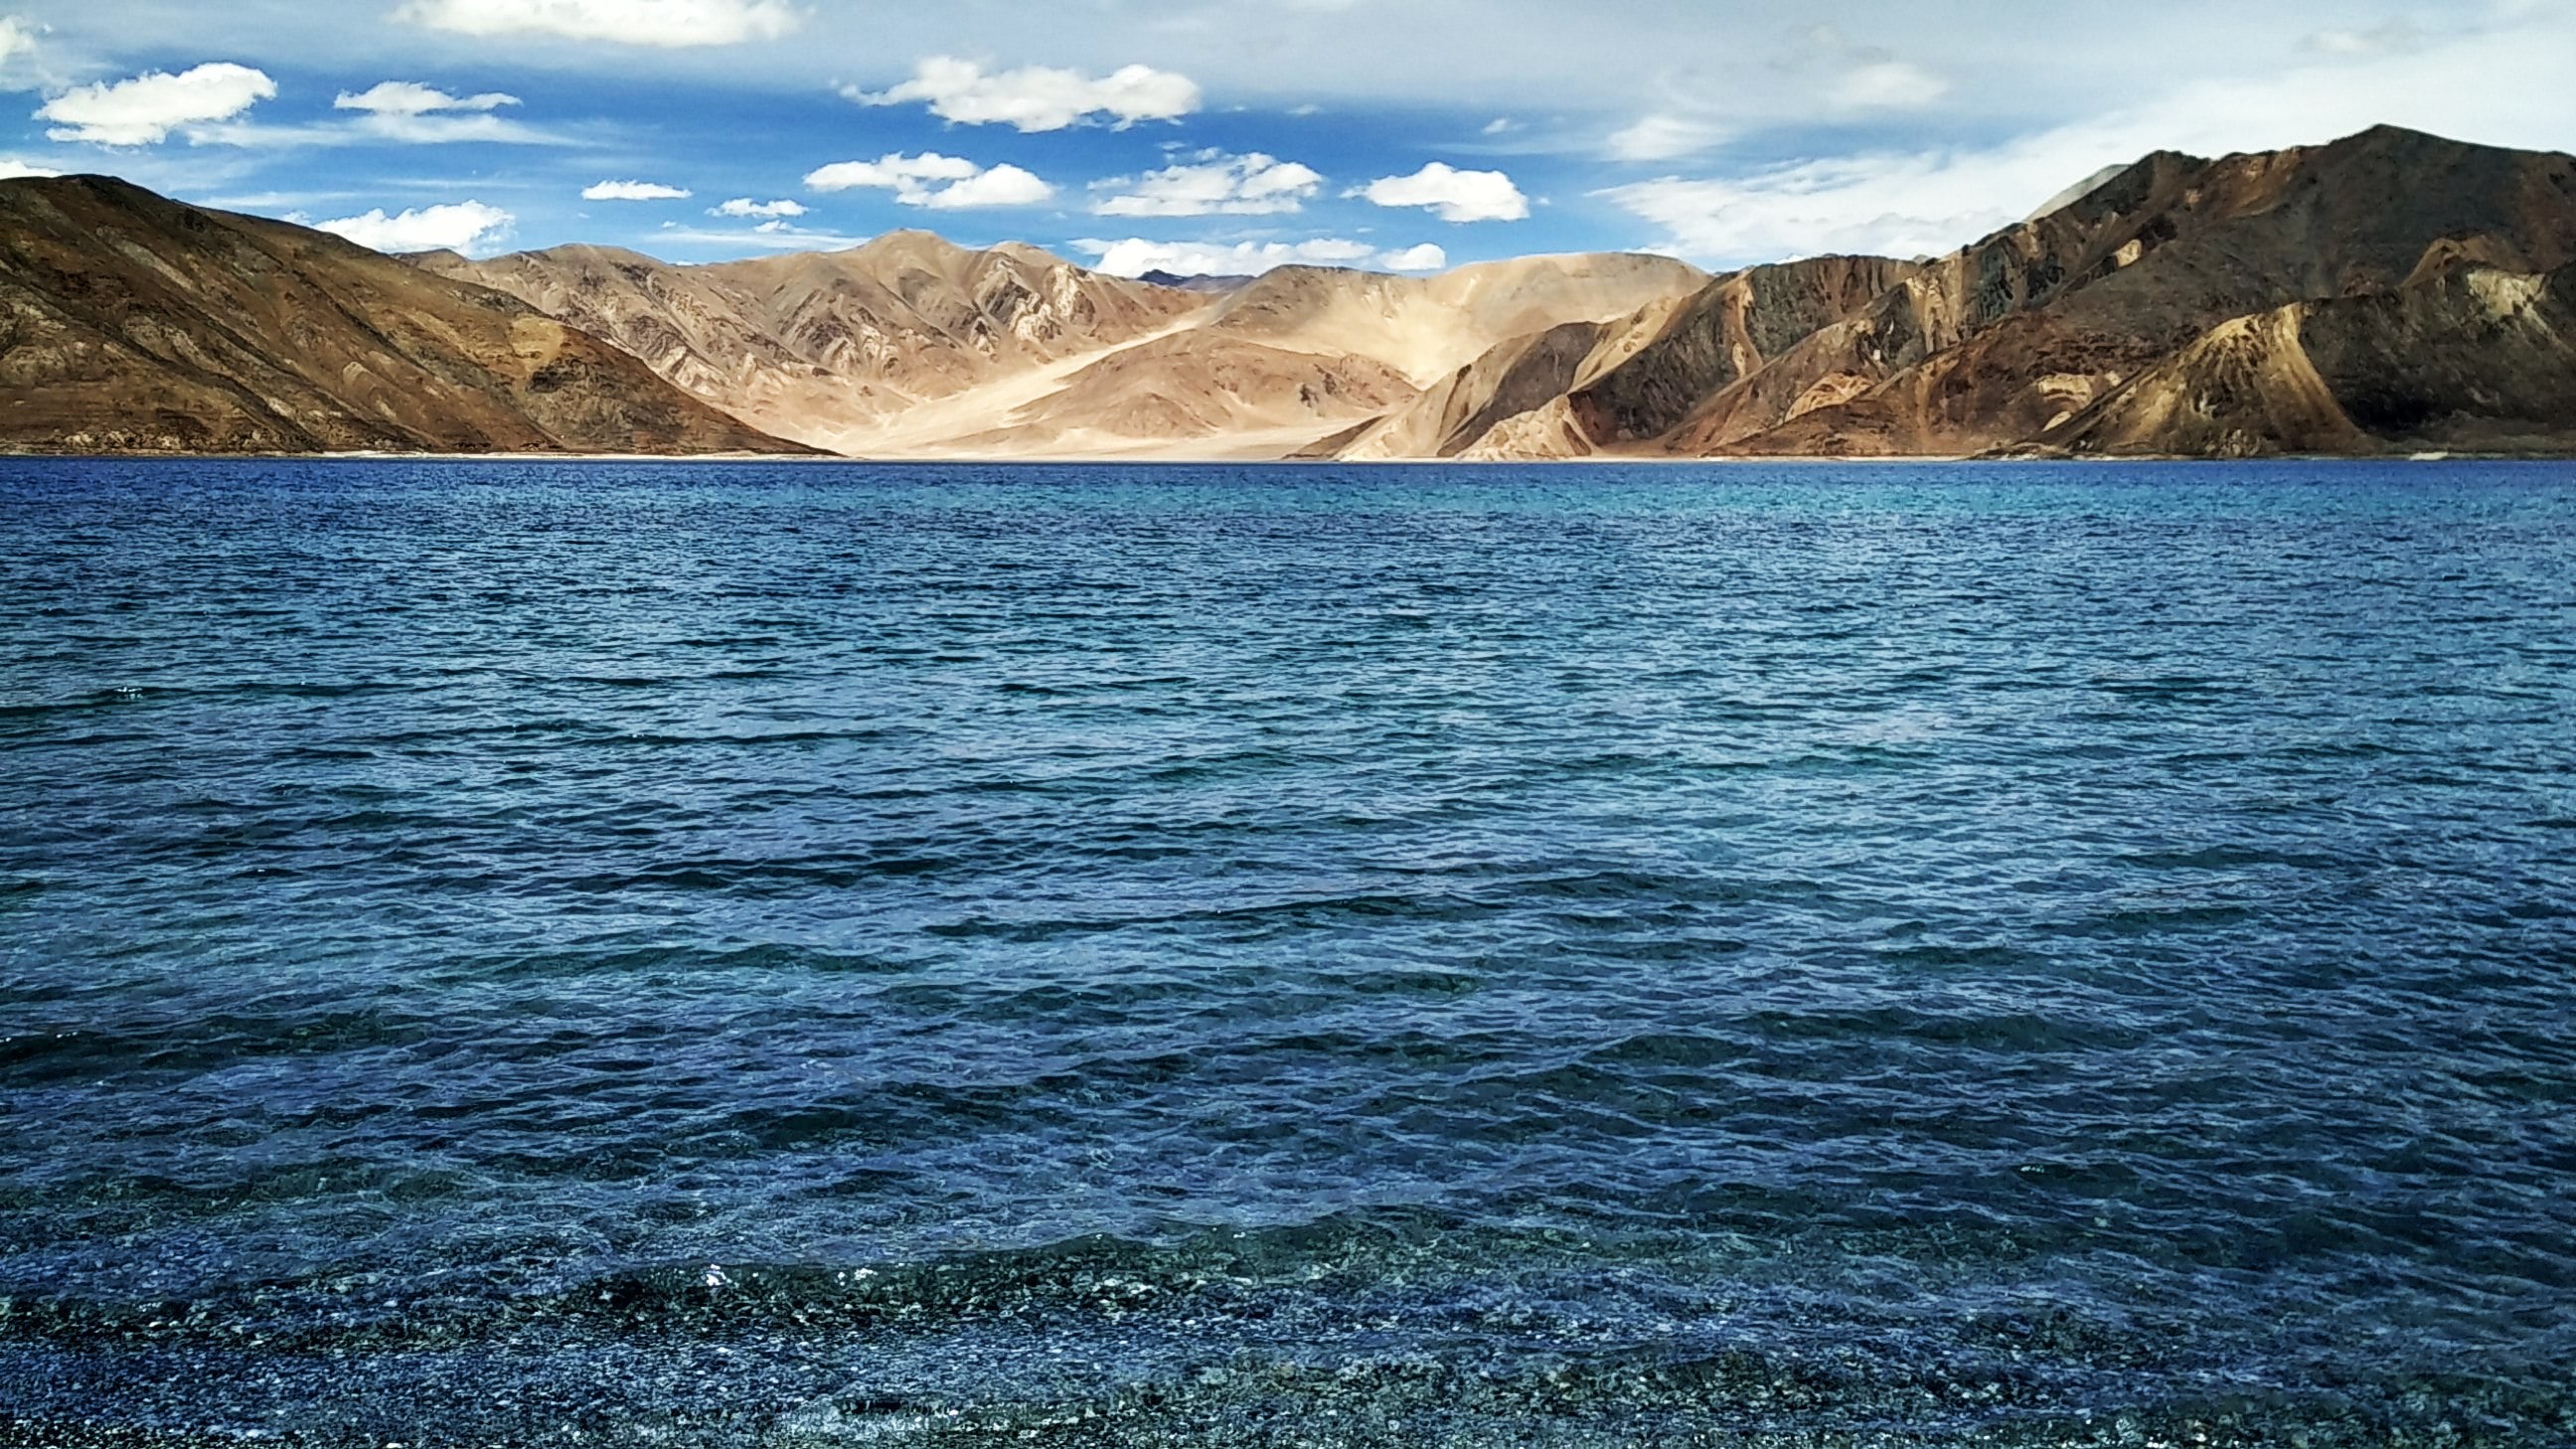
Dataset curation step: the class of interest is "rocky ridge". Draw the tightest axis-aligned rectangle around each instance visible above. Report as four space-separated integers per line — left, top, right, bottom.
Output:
0 176 803 456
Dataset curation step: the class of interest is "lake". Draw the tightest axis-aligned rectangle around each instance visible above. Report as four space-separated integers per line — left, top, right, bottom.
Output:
2 458 2571 1445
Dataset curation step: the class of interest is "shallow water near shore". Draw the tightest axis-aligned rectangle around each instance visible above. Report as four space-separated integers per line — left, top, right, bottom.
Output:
2 458 2571 1446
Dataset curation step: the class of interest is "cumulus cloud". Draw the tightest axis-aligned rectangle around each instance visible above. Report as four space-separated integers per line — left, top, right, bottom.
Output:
803 152 1054 209
1358 162 1529 223
712 196 806 218
849 56 1200 132
803 152 972 192
1 153 61 178
38 63 275 145
1091 151 1322 217
584 178 692 200
0 16 35 68
316 200 514 254
924 164 1053 209
395 0 798 47
1073 236 1442 279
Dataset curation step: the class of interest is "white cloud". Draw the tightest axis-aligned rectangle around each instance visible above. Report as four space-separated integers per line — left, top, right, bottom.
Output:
320 80 549 142
1607 112 1727 162
316 200 514 255
585 178 692 200
0 16 36 68
1358 162 1529 223
712 196 805 218
803 152 973 191
1073 236 1441 279
1831 60 1949 109
652 222 868 251
2307 22 2423 56
1 154 61 178
923 163 1051 209
334 81 519 115
395 0 797 47
1600 10 2576 268
850 56 1200 132
38 63 275 145
1091 151 1321 217
804 152 1054 210
1482 117 1517 135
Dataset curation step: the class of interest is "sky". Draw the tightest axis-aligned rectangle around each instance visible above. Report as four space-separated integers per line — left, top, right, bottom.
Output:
0 0 2569 276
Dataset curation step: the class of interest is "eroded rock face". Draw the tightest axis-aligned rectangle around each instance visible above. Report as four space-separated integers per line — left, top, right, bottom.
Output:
417 233 1210 452
1704 126 2576 458
1564 256 1923 446
2037 258 2576 457
0 177 806 456
13 126 2571 463
1340 322 1615 461
955 332 1421 451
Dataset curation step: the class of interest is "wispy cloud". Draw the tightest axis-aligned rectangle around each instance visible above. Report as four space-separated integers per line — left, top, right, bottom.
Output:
0 15 37 68
1601 7 2576 267
1072 236 1446 278
584 178 690 200
654 222 869 251
395 0 797 48
1605 112 1728 163
334 81 519 116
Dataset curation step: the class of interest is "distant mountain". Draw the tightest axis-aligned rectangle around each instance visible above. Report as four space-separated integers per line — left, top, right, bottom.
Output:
1137 269 1256 294
412 232 1207 454
0 177 803 456
423 241 1705 458
9 126 2570 461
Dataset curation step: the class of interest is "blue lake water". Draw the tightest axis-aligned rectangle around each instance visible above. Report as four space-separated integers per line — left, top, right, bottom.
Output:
1 458 2571 1446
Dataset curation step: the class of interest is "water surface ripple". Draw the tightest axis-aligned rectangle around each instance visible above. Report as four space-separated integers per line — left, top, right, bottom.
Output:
2 459 2572 1445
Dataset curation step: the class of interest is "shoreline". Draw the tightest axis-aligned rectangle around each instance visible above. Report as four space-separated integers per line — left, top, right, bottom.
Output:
6 448 2570 465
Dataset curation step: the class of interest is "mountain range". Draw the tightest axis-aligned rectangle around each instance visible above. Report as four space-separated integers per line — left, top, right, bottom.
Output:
2 125 2570 461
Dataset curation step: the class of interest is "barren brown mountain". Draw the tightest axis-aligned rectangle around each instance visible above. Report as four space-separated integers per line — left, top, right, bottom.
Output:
413 232 1208 454
1677 125 2576 458
0 176 802 456
424 242 1704 458
2031 255 2576 457
1310 125 2576 462
10 126 2570 462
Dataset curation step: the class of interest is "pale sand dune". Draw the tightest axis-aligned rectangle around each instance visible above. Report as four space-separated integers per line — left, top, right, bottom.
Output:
819 318 1207 456
1205 252 1708 386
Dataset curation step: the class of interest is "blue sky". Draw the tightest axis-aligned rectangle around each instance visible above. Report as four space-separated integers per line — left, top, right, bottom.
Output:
0 0 2569 275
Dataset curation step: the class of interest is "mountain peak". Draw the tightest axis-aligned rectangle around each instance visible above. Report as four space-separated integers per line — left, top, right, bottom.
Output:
10 127 2571 463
